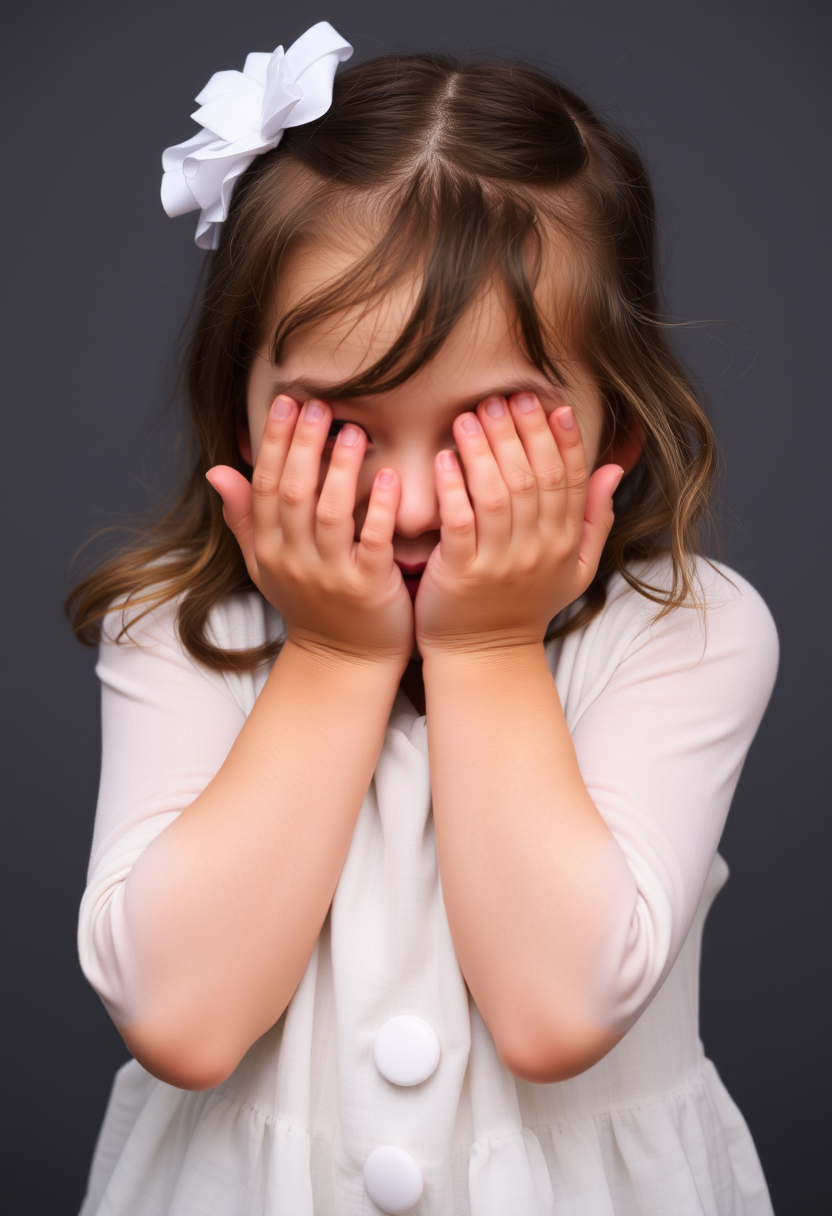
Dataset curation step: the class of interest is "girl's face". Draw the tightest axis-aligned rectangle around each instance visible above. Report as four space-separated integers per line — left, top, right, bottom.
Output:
245 242 608 571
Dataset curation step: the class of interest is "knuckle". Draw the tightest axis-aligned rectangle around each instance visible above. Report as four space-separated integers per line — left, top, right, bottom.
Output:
446 511 475 536
290 426 318 450
259 425 284 449
280 552 310 587
255 431 279 460
252 538 275 570
506 469 537 497
251 468 279 497
537 462 565 492
518 548 541 575
315 500 345 530
278 477 307 507
557 531 576 558
526 415 551 438
328 443 360 469
360 526 387 552
566 465 589 490
481 488 510 515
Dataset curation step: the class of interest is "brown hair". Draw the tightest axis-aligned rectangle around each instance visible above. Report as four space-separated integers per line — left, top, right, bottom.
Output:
66 53 717 671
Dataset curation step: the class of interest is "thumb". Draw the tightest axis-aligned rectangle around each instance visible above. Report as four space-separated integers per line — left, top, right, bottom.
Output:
577 464 624 579
206 466 256 573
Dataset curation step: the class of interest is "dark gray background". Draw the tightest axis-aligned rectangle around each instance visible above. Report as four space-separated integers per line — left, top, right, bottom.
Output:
3 1 829 1211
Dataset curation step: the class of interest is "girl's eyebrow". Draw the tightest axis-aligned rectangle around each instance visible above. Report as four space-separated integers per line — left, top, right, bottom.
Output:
267 378 567 410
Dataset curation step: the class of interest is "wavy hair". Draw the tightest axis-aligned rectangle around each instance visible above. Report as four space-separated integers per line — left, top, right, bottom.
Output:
66 54 717 670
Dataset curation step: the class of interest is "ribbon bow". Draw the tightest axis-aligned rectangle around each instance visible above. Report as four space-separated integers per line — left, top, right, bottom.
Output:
161 22 353 249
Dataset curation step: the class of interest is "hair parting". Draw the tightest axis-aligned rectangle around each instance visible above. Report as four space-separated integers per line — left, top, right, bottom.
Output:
66 53 719 670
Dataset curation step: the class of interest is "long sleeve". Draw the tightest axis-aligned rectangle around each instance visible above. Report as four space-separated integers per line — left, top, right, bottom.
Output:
74 561 777 1215
77 594 267 1024
78 562 778 1043
554 559 779 1033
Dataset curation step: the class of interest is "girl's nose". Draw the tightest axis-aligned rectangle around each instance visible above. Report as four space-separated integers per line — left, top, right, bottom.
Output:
393 456 442 539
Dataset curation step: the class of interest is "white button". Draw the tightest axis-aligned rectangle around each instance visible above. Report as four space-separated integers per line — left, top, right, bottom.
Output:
363 1145 424 1213
373 1015 441 1086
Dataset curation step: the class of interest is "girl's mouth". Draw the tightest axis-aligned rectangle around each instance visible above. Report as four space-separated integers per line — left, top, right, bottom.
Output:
395 561 427 603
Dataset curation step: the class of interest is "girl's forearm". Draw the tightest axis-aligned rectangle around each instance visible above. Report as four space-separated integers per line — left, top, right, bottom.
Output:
116 640 403 1090
423 643 633 1082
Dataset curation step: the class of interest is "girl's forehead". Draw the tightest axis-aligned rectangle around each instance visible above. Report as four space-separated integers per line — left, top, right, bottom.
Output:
249 237 602 442
270 253 576 399
248 216 596 424
279 219 578 333
283 288 528 381
262 312 573 427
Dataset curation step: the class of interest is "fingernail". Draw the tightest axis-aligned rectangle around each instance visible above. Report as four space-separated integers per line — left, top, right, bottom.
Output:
514 392 537 414
483 396 507 418
377 469 395 488
557 406 575 430
439 450 457 471
460 414 480 435
270 395 293 420
305 399 325 422
339 424 361 446
612 466 625 492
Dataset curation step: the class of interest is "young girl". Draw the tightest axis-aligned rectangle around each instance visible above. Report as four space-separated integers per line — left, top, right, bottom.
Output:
69 21 779 1216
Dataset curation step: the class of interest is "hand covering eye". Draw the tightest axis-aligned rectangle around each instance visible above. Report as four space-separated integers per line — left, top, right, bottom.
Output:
327 420 372 442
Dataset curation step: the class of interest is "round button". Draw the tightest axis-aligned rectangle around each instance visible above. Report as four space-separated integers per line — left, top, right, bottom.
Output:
363 1145 424 1213
373 1015 441 1087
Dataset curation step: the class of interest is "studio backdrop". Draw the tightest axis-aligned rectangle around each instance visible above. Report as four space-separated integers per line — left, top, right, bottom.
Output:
2 1 828 1212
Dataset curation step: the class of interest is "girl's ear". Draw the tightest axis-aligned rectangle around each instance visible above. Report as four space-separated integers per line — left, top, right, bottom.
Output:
236 417 254 467
605 419 644 474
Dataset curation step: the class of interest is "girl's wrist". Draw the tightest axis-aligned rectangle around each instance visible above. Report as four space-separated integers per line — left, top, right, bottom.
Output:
282 634 411 678
419 635 545 672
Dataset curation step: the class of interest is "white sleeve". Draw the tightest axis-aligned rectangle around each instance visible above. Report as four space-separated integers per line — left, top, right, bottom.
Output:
77 598 248 1024
566 566 779 1032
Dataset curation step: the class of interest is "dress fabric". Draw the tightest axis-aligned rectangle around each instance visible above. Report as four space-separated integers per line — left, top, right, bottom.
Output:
77 557 779 1216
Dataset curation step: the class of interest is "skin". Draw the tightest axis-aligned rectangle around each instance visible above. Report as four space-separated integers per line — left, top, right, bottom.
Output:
239 260 639 694
118 245 641 1089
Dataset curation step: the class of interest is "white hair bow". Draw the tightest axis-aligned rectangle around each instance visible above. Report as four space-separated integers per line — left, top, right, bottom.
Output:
161 21 353 249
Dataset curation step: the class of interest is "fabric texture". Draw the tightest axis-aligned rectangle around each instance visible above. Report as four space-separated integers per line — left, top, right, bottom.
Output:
77 557 778 1215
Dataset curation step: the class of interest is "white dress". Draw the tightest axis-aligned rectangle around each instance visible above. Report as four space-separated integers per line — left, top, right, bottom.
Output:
77 557 779 1216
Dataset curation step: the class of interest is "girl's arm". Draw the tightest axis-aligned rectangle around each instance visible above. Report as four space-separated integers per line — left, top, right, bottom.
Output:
417 395 778 1082
424 641 624 1080
80 399 412 1091
112 640 401 1091
423 591 777 1082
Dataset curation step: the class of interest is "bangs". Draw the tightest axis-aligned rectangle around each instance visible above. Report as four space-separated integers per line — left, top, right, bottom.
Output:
68 52 718 673
266 168 591 399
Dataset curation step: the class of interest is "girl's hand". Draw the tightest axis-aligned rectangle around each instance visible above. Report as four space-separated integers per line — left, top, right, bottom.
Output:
415 392 623 659
206 396 414 668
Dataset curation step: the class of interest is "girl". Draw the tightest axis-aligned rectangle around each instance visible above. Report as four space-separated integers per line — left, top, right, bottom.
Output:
68 21 779 1216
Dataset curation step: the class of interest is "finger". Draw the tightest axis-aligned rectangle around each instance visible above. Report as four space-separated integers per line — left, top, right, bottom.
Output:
476 396 539 540
452 412 511 559
548 405 590 535
315 424 368 563
434 449 477 568
275 398 330 554
577 465 623 583
508 391 567 527
206 466 256 577
355 467 401 579
249 394 299 543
